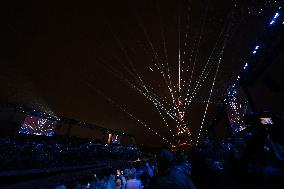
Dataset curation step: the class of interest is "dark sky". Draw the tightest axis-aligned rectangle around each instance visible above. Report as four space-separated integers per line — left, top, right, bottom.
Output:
1 0 283 146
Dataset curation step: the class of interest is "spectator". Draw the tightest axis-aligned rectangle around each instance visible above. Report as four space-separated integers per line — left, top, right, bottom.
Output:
174 151 191 176
144 162 154 177
116 178 122 189
140 172 151 189
100 168 116 189
149 149 196 189
119 173 127 188
126 170 143 189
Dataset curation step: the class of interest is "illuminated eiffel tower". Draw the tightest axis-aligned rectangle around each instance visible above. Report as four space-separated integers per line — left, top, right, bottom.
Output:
175 96 192 148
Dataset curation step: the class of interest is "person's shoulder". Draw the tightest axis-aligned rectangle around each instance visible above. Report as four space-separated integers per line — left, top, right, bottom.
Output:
170 168 191 181
173 169 196 189
133 179 142 184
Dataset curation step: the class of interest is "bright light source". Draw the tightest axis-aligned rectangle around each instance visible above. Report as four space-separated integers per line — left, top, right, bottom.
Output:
243 62 248 70
269 12 280 25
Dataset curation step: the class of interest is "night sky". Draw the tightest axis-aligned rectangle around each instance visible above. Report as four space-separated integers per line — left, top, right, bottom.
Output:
1 0 283 146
